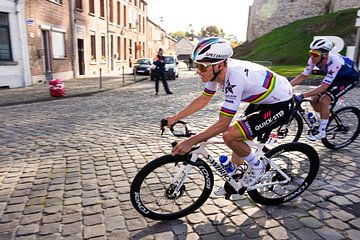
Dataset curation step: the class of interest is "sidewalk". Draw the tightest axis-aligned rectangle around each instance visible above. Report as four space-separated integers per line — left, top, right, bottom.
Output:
0 73 149 107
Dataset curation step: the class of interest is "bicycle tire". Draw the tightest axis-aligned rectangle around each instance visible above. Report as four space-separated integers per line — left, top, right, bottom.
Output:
130 154 214 220
262 111 303 151
271 111 304 145
322 106 360 149
248 142 319 205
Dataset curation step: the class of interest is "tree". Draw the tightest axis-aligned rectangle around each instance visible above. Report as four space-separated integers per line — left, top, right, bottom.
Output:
200 25 225 37
169 31 186 41
225 35 241 48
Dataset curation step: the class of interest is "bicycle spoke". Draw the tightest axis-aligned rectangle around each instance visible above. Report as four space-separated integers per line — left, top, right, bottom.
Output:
323 107 360 149
136 160 209 216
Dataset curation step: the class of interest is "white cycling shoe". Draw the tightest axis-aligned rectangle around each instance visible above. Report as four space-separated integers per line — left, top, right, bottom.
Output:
213 165 265 196
307 130 326 141
241 166 265 188
213 186 227 196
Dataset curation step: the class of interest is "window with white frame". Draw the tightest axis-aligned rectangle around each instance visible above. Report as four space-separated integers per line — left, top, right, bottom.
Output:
51 30 66 58
0 12 12 61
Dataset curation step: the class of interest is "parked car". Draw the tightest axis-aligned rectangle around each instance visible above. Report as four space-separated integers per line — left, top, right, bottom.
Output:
133 58 153 75
151 55 179 80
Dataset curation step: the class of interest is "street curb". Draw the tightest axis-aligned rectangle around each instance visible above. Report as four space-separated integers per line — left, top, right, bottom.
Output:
0 77 149 107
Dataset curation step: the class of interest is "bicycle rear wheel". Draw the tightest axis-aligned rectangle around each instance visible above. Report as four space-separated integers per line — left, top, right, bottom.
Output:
130 155 214 220
248 142 319 205
322 106 360 149
270 111 303 145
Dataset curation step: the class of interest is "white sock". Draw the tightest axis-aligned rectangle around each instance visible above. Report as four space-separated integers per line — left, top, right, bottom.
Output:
243 151 263 169
319 119 329 134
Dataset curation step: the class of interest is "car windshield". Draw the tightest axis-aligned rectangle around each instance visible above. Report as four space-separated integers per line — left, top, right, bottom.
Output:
136 59 151 65
164 56 175 64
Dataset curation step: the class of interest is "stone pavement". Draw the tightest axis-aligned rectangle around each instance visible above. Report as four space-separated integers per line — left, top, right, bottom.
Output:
1 71 360 239
0 73 148 107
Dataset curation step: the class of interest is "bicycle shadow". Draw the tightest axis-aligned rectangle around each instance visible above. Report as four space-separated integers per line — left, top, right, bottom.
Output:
128 219 188 240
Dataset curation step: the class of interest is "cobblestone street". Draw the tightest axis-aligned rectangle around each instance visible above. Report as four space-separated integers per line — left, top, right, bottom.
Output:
1 71 360 240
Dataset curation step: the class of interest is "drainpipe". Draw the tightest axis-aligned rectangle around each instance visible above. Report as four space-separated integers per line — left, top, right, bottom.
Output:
70 0 77 79
15 0 31 87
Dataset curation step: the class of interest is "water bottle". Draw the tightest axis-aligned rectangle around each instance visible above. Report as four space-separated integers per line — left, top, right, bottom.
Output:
307 112 318 125
219 155 236 174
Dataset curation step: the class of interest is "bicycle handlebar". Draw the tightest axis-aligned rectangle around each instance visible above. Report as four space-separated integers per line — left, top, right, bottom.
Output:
160 119 195 138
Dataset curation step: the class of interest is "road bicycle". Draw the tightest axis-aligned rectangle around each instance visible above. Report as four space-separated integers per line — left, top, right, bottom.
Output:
130 120 319 220
267 97 360 149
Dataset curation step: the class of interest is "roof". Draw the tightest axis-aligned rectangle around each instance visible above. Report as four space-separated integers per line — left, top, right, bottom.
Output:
175 38 198 55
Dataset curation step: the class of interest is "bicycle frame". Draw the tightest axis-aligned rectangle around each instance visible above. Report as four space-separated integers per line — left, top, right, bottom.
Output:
170 137 292 198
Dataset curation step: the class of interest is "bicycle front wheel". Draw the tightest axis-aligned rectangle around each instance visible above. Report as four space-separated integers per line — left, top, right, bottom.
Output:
322 106 360 149
248 142 319 205
130 155 214 220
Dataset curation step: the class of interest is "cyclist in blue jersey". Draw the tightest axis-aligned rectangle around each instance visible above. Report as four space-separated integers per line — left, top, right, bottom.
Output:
291 38 359 141
164 37 294 194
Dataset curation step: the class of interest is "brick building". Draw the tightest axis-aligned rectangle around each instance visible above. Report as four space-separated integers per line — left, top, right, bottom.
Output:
25 0 74 84
0 0 31 88
0 0 176 88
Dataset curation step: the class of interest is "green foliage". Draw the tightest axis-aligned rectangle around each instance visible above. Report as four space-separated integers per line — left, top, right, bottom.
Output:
233 8 358 65
169 31 186 40
200 25 225 37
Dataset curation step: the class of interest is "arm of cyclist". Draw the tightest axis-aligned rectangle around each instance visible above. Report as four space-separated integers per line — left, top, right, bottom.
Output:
166 94 212 127
290 74 307 86
171 114 232 156
301 82 328 98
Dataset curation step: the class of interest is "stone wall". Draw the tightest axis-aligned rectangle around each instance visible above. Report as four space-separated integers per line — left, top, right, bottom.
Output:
246 0 360 42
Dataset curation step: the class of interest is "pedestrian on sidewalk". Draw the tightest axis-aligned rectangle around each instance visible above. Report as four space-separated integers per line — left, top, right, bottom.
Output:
153 48 172 95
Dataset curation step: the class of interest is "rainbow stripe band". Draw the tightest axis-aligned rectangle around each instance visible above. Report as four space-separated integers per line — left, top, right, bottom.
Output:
234 120 253 141
202 88 216 97
242 71 276 103
220 107 236 118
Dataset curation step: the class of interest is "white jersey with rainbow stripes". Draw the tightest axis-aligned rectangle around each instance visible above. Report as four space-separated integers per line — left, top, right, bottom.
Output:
202 59 293 118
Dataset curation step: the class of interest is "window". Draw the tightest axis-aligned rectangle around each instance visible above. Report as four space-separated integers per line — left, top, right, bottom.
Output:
89 0 95 14
138 14 141 32
53 0 63 4
123 6 127 27
129 39 132 56
0 12 12 61
117 1 121 25
123 37 127 60
90 32 96 61
51 31 66 58
101 34 106 61
109 0 113 22
75 0 82 9
117 36 121 60
100 0 105 18
142 16 145 33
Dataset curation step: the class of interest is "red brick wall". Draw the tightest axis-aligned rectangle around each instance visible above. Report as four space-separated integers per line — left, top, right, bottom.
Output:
25 0 73 78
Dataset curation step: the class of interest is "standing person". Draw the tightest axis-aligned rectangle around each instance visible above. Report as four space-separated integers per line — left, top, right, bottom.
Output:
164 37 294 195
188 57 193 70
291 38 359 140
153 48 172 95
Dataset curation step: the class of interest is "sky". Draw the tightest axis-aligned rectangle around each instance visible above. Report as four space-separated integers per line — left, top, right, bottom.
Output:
146 0 254 42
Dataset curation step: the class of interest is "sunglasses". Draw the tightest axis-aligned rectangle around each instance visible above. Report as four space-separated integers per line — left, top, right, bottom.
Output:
309 50 327 57
195 60 223 72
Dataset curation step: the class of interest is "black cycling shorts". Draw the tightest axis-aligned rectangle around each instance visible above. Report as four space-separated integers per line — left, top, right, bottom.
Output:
234 99 294 140
323 75 358 103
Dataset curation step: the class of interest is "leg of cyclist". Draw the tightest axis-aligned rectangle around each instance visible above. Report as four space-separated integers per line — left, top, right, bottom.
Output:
309 77 358 140
223 100 293 190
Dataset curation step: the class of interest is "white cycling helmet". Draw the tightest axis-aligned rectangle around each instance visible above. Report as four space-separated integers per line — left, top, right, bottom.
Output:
309 38 333 52
192 37 233 63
